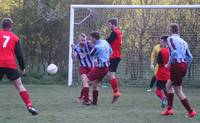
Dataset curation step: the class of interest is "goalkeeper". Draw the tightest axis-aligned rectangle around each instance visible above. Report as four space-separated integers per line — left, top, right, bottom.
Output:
147 43 161 92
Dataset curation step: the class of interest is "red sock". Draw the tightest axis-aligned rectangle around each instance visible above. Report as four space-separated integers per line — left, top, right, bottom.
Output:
79 88 84 99
82 87 89 102
167 93 174 110
92 90 99 105
110 78 119 93
181 98 193 113
19 91 32 108
155 88 164 100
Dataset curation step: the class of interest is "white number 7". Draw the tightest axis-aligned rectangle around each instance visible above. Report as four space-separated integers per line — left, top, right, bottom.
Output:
3 35 10 48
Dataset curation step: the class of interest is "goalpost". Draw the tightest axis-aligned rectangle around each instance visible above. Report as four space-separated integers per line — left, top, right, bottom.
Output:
68 5 200 86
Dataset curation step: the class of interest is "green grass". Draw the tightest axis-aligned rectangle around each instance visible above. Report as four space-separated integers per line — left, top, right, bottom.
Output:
0 84 199 123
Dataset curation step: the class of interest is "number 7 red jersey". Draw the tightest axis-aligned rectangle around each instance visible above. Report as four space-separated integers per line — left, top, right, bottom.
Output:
0 30 19 69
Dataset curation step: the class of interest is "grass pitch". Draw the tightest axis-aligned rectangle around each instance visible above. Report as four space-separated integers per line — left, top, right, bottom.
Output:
0 84 199 123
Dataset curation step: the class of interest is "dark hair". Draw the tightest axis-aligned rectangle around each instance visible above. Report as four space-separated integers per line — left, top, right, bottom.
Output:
2 18 13 29
89 31 100 40
161 35 168 41
169 23 179 34
108 18 117 26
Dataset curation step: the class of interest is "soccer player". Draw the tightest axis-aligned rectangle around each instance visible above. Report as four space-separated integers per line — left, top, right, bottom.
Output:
147 43 161 92
162 23 197 117
0 18 38 115
81 31 112 105
155 36 169 109
71 33 94 103
106 18 122 103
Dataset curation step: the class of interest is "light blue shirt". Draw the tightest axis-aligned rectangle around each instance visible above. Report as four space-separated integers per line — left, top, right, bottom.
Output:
167 34 193 65
90 39 112 67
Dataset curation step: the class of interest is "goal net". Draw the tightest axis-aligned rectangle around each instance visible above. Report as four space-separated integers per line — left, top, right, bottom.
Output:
68 5 200 87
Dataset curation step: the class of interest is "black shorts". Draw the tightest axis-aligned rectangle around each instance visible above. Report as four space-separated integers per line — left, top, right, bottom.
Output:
109 58 121 72
156 80 167 90
0 68 20 81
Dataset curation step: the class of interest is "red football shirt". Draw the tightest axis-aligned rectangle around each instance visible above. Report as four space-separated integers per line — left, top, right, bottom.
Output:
0 30 19 69
156 48 170 81
110 27 122 59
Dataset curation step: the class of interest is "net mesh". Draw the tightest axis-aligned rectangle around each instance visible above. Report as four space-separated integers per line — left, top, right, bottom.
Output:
72 7 200 87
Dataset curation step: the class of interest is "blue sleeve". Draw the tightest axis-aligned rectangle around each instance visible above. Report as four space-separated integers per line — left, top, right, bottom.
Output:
185 46 193 65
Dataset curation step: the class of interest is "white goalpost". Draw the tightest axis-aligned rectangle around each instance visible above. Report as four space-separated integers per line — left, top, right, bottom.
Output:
68 4 200 86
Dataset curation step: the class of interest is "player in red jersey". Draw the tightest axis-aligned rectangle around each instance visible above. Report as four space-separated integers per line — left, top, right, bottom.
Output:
155 36 169 110
106 18 122 103
0 18 38 115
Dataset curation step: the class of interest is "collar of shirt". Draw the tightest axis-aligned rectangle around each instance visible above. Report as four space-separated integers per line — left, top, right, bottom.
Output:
95 40 101 45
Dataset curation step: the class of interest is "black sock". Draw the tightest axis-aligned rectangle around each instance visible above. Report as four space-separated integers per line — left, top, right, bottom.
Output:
149 76 156 88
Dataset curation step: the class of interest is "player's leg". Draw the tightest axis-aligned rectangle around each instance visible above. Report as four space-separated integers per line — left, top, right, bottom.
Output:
148 65 159 92
108 58 121 103
174 85 197 117
92 81 100 105
147 75 156 92
14 78 38 115
87 67 109 105
77 67 89 102
173 63 197 117
76 73 88 103
6 68 38 115
155 80 164 100
81 74 91 105
161 80 175 115
155 80 167 109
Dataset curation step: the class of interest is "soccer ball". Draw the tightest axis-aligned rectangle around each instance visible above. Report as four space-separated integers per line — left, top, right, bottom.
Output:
47 64 58 75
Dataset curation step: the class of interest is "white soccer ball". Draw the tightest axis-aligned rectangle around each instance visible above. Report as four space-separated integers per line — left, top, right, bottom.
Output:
47 64 58 74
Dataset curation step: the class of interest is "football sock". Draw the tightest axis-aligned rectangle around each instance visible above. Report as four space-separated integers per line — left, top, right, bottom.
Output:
83 87 89 102
19 91 32 108
79 88 84 99
150 76 156 88
92 90 99 105
155 88 164 100
110 78 119 94
181 98 193 113
167 93 174 110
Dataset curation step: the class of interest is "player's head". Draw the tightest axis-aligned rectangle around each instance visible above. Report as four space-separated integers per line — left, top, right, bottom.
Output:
168 23 179 35
79 33 87 44
160 35 168 48
1 17 13 30
89 31 101 42
107 18 118 30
